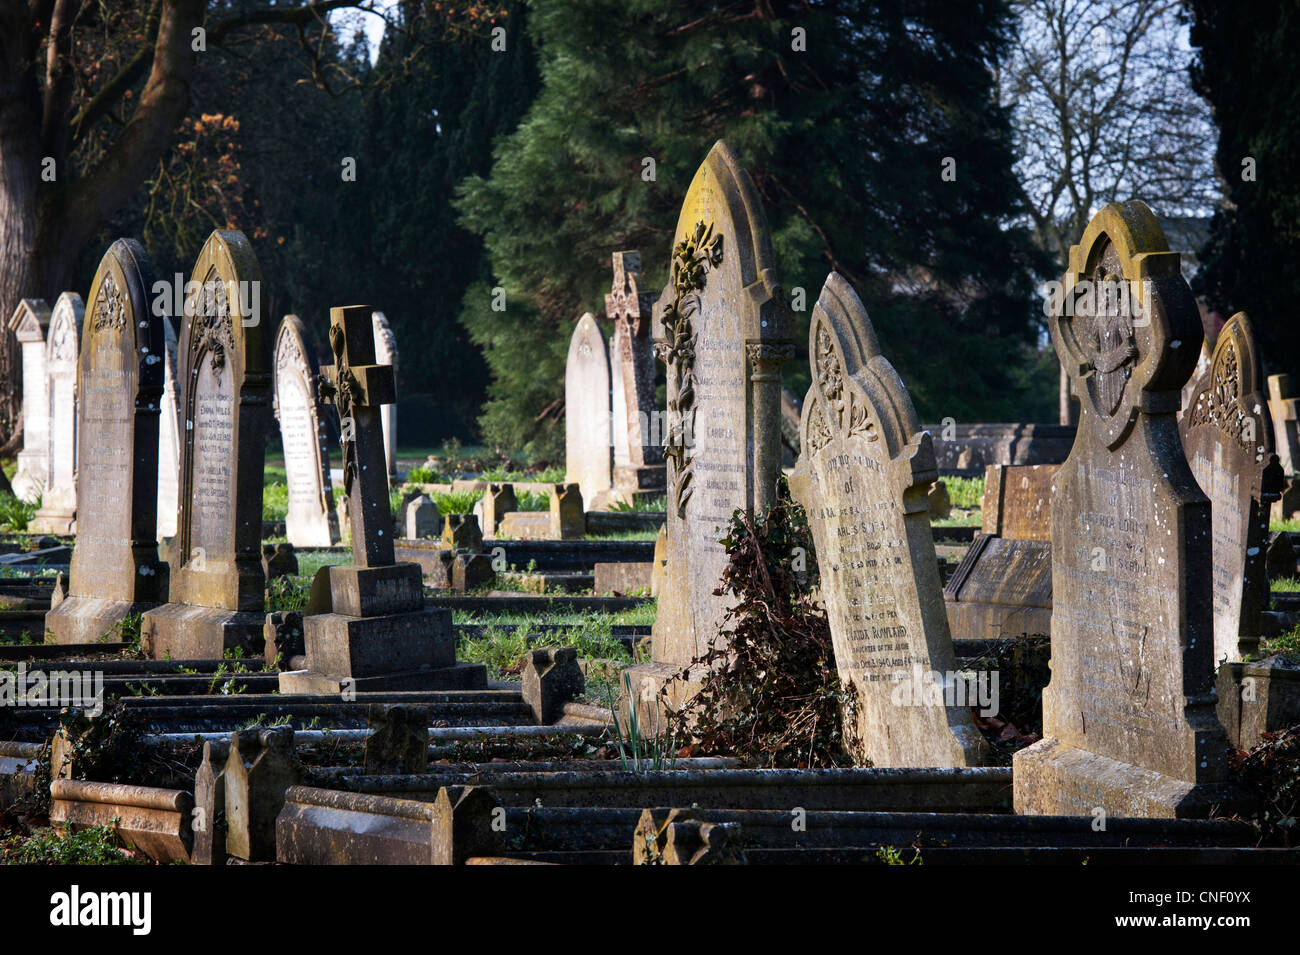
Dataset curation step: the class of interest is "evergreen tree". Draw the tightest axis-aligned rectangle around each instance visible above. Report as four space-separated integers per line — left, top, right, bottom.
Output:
1189 0 1300 377
458 0 1053 457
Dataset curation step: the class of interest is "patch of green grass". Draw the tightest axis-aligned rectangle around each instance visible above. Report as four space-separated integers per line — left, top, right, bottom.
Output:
943 476 985 510
1261 625 1300 663
1272 577 1300 593
0 492 39 532
516 490 550 512
1272 518 1300 533
267 575 310 611
584 530 661 542
262 481 289 521
430 489 483 515
297 549 350 580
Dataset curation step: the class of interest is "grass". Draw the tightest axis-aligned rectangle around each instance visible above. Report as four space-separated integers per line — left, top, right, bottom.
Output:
584 530 661 542
0 492 39 532
943 476 986 510
1272 577 1300 593
262 481 289 521
610 496 667 512
297 549 350 580
1272 518 1300 533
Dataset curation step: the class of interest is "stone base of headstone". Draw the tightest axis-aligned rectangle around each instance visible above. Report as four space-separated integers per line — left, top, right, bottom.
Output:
1013 737 1250 819
279 662 487 695
142 605 266 660
45 596 161 645
27 511 75 535
322 562 424 617
496 512 553 540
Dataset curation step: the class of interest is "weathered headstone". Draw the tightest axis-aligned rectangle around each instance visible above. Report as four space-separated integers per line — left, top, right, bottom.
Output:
605 250 665 498
8 299 51 502
371 310 398 479
1179 312 1284 664
944 464 1056 640
404 494 439 538
46 240 167 644
623 141 793 716
788 273 986 768
274 314 338 547
29 294 85 534
479 483 516 536
156 315 180 540
142 230 270 660
1014 201 1243 818
550 482 585 540
279 305 486 694
564 312 612 506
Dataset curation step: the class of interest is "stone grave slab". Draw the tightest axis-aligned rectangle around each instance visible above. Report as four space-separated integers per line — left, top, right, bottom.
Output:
622 140 793 718
29 293 85 534
8 298 51 503
565 312 612 506
275 314 339 547
788 272 986 767
1013 201 1244 819
1179 312 1284 664
142 230 270 659
46 239 167 643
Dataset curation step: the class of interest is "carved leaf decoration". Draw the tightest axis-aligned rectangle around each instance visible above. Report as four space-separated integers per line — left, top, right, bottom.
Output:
806 397 832 452
1187 339 1254 451
660 219 723 518
810 318 878 445
194 276 234 373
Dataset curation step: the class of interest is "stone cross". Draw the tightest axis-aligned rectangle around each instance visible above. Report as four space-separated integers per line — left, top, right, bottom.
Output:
321 305 396 568
605 251 663 471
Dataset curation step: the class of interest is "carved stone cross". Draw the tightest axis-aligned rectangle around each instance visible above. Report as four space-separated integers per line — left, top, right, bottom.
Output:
320 305 396 567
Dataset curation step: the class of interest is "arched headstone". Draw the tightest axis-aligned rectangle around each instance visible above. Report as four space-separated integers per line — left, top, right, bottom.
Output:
274 314 338 547
1179 312 1284 664
564 312 612 505
142 230 271 659
29 293 85 534
8 299 51 502
46 239 166 643
1014 201 1244 818
789 273 987 767
622 141 794 716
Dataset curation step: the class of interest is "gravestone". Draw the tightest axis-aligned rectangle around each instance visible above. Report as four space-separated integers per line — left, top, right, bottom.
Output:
1266 374 1299 476
274 314 338 547
1178 340 1212 423
788 272 986 768
564 312 612 506
141 230 271 660
944 464 1056 640
605 250 666 497
156 315 180 540
1014 201 1243 818
1179 312 1284 664
404 494 439 538
479 483 516 535
29 294 85 534
8 299 51 502
46 239 167 644
622 141 793 718
551 483 585 540
371 310 398 479
279 305 486 694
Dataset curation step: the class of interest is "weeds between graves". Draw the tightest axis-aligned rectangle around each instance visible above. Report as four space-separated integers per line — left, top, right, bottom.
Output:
609 496 667 513
1271 576 1300 593
943 476 986 510
663 482 860 768
1228 725 1300 846
1259 625 1300 664
606 671 677 771
964 634 1051 764
267 575 310 612
1 821 145 865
